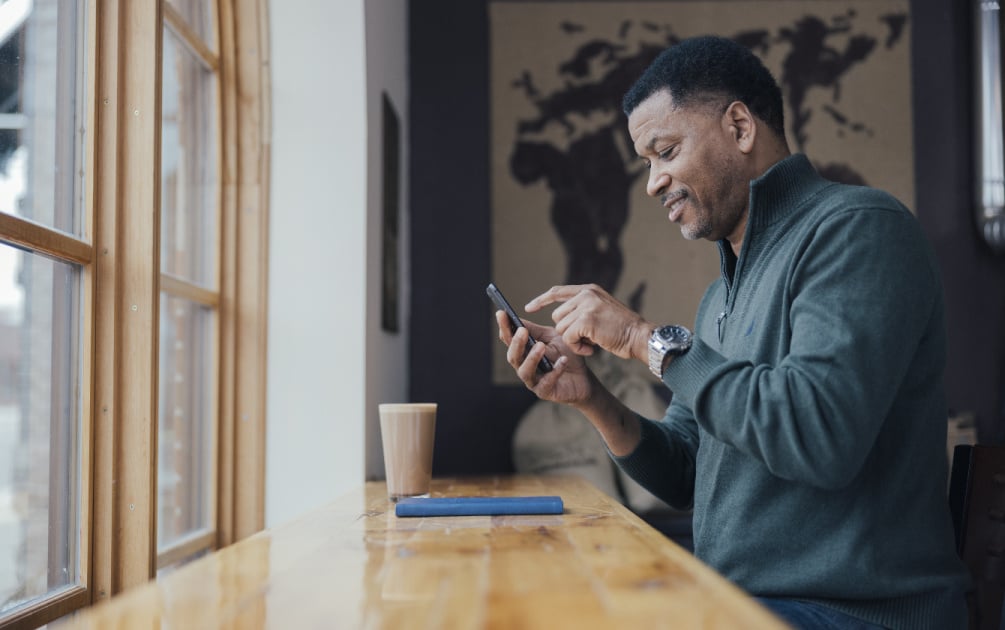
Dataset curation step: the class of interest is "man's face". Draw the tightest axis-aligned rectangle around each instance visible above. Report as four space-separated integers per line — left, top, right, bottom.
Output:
628 89 749 244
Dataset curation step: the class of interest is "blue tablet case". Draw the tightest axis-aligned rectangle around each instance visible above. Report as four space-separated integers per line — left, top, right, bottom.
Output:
394 496 564 517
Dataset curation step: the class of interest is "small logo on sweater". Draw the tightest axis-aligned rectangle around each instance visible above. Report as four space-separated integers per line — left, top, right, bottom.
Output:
745 318 756 337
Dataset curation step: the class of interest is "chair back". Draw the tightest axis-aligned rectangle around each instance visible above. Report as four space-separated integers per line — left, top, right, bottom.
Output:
949 444 1005 630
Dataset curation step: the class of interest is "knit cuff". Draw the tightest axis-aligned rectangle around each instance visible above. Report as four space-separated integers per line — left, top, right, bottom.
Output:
661 336 726 408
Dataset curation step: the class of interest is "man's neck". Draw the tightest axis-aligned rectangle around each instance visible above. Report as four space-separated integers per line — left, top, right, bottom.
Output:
727 211 748 257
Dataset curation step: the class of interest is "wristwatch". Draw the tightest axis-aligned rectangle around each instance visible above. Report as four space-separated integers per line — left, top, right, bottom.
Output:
648 325 693 377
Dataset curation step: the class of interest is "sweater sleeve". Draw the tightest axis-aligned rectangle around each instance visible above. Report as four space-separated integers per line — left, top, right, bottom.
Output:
610 398 700 509
663 205 941 490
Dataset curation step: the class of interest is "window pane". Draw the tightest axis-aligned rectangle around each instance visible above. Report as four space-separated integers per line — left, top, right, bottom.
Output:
0 0 85 237
165 0 214 52
157 294 213 550
161 29 218 288
0 243 81 614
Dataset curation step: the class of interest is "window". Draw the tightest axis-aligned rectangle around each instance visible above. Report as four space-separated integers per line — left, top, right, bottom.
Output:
157 0 220 568
0 249 83 615
0 0 88 621
0 0 269 626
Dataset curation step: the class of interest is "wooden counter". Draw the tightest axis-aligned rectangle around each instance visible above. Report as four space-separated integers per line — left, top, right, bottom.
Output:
54 476 788 629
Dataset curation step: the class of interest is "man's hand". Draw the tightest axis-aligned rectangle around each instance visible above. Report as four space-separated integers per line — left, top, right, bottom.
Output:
525 284 654 363
495 310 598 406
493 308 644 457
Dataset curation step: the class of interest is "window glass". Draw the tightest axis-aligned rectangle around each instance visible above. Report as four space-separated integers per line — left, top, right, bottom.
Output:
157 294 213 550
166 0 214 51
161 29 218 288
0 0 84 237
0 244 81 614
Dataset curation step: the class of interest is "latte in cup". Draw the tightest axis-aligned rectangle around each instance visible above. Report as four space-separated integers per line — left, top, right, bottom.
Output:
378 403 437 502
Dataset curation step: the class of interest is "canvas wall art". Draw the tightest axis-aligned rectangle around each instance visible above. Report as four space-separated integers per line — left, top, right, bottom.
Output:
489 0 913 385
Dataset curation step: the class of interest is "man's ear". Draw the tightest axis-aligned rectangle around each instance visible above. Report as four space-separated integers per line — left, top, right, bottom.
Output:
723 101 756 154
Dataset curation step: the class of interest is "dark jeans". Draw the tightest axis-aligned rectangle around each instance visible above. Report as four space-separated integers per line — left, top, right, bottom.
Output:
755 598 887 630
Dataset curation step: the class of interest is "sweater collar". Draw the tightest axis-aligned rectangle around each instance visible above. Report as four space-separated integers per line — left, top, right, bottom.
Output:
745 153 830 232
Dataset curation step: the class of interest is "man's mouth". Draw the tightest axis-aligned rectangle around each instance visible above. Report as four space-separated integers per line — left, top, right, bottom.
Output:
663 192 687 222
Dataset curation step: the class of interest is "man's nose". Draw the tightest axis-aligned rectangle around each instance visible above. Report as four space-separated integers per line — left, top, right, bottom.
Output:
646 169 669 198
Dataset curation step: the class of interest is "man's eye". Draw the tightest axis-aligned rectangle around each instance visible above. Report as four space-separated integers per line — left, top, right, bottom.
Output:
659 146 675 160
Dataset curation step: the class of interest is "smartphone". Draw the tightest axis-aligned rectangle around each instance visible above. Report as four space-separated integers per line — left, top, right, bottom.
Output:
486 282 554 373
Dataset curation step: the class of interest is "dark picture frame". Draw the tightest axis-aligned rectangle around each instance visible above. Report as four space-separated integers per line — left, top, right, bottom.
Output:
382 92 401 333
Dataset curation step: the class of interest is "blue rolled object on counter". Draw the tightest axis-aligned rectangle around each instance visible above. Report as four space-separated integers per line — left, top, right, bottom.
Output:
394 496 564 517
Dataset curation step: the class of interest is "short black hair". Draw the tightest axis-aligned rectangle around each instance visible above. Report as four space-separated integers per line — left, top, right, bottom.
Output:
622 36 785 138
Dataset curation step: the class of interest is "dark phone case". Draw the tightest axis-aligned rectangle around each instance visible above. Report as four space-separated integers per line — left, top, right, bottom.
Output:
486 283 553 372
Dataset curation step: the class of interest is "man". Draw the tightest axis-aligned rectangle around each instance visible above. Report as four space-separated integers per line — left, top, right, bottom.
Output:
496 36 970 629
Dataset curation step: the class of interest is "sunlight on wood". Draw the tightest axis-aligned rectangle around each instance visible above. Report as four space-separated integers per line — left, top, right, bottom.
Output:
54 476 789 629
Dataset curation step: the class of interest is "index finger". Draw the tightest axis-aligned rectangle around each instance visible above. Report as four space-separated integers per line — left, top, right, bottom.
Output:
525 285 587 312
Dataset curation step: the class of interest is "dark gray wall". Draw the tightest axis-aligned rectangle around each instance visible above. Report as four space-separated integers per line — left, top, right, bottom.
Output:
911 1 1005 444
410 0 1005 476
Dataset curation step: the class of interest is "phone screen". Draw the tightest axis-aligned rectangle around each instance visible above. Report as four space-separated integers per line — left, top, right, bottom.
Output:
486 283 553 373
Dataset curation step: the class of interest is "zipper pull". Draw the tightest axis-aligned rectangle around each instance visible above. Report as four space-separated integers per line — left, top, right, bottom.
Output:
716 311 728 342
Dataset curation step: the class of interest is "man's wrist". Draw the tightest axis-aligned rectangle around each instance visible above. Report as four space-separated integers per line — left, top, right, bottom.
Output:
572 378 642 456
634 321 657 364
647 324 694 377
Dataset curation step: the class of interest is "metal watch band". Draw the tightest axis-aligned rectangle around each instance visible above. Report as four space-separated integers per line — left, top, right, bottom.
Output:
648 325 693 377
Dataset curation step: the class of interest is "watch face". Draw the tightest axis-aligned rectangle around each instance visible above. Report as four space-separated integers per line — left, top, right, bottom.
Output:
649 324 692 376
658 325 689 344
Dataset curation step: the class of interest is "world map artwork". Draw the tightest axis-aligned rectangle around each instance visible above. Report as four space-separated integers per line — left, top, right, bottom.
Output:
490 1 913 386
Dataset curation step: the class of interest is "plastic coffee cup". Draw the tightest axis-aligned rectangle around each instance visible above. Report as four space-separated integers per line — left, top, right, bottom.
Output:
378 403 437 502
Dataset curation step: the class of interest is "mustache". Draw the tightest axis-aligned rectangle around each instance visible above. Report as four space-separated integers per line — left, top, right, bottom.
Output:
661 190 687 206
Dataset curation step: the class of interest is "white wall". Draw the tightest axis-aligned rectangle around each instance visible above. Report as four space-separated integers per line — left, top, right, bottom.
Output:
364 1 410 480
265 0 368 527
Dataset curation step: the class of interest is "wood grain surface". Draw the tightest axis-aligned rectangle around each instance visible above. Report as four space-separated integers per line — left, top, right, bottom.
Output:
54 476 789 629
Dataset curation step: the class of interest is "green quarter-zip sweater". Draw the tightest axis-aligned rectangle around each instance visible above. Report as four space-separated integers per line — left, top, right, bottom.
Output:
614 154 970 629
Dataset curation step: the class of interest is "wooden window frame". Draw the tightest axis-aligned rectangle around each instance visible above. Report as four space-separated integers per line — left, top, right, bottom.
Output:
0 0 269 627
157 0 222 566
216 0 269 546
